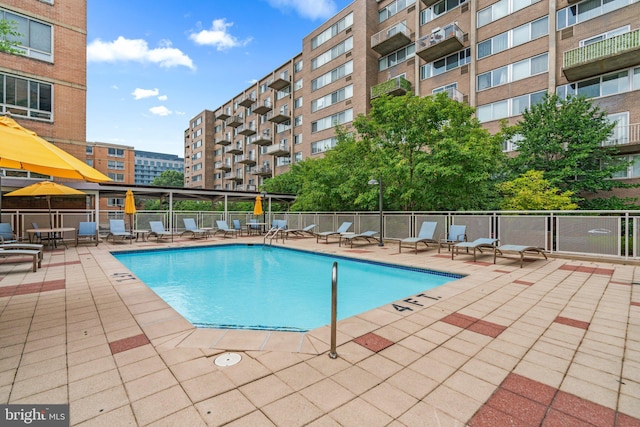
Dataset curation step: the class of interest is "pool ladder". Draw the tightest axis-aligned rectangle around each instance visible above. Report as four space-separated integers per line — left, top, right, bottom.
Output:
263 226 284 245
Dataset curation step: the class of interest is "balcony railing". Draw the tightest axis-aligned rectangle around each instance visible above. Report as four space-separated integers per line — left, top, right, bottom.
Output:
267 108 290 124
603 123 640 147
215 136 232 146
437 87 464 103
251 131 273 146
266 142 289 157
224 143 243 155
268 73 290 91
225 115 243 128
252 165 272 176
563 29 640 81
238 95 256 108
415 23 465 63
252 100 273 115
238 124 256 136
371 76 412 99
216 109 231 121
371 22 412 56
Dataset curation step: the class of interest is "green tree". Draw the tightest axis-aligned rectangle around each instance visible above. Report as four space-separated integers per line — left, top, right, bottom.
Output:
499 170 578 210
0 19 22 54
506 93 632 206
150 170 184 187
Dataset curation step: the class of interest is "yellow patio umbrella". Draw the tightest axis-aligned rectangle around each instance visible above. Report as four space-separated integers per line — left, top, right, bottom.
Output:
124 189 136 233
4 181 85 228
0 116 111 220
253 195 263 216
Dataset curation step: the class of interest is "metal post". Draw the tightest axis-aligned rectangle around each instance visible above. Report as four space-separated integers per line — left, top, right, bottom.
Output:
329 261 338 359
378 178 384 246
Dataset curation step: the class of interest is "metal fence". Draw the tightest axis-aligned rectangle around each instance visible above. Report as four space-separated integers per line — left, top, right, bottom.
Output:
2 209 638 261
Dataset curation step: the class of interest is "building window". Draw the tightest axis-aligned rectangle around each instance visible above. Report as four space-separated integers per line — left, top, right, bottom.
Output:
556 66 639 99
191 151 202 161
276 86 290 100
108 198 124 207
294 152 303 162
294 79 303 90
477 0 541 27
294 97 303 109
312 109 353 133
312 61 353 91
420 48 471 79
476 90 547 123
312 84 353 112
276 156 291 167
86 159 93 167
294 134 302 145
294 115 303 126
192 163 203 171
312 12 353 49
311 137 338 154
379 44 415 72
86 146 94 155
610 154 640 178
294 60 303 72
557 0 637 30
0 73 53 120
1 9 53 61
380 0 416 23
477 53 548 91
477 16 548 60
580 26 630 46
192 116 202 127
108 148 125 157
421 0 468 24
193 174 202 182
605 112 629 146
107 173 125 182
311 37 353 70
107 160 125 170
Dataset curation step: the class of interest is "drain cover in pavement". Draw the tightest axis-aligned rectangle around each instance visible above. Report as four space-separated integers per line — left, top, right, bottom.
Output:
214 352 242 367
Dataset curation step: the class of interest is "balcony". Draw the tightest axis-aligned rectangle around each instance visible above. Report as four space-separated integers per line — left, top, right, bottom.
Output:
266 142 289 157
268 73 290 91
224 172 243 182
215 161 231 171
437 86 464 103
235 184 257 191
372 22 412 56
416 23 465 63
236 153 256 165
604 123 640 152
267 108 290 124
238 124 256 136
225 115 243 128
253 100 273 115
215 135 232 146
216 108 230 121
251 131 273 146
238 95 256 108
225 143 243 155
252 165 272 176
562 30 640 82
371 76 412 99
420 0 439 6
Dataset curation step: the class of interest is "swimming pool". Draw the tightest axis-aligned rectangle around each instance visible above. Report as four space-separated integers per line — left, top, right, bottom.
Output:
113 244 461 331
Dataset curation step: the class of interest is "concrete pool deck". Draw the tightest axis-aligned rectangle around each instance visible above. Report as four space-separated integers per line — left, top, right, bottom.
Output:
0 234 639 426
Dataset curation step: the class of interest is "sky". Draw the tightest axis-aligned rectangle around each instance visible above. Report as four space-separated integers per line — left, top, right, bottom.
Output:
86 0 353 156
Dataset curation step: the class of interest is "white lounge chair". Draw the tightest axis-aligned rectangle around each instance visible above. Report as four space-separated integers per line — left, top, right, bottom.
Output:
148 221 176 242
493 244 548 268
399 221 438 254
214 220 239 238
339 230 379 248
106 219 134 243
283 224 317 239
316 222 352 244
181 218 208 239
452 238 498 261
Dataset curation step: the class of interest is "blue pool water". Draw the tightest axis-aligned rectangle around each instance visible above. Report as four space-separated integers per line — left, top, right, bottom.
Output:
113 245 460 331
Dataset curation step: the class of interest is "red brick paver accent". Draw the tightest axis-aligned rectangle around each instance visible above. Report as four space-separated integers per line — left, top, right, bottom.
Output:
109 334 150 354
554 316 590 330
353 332 394 353
45 260 81 268
469 373 638 427
514 280 534 286
441 313 507 338
0 279 66 297
631 302 640 307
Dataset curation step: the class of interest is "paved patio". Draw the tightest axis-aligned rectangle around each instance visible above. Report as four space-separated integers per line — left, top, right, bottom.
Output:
0 233 639 426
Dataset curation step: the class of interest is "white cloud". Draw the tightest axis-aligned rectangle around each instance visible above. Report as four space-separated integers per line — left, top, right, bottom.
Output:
132 88 159 100
158 95 168 101
149 106 172 116
248 79 258 84
87 36 195 70
189 19 252 51
267 0 338 20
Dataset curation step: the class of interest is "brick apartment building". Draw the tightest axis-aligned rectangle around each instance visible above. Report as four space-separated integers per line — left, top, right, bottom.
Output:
185 0 640 199
1 0 87 161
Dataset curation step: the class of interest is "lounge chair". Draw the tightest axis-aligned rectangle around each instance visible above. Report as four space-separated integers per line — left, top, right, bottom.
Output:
0 222 18 244
438 224 467 253
0 248 42 272
452 238 499 262
283 224 317 239
181 218 208 239
316 222 352 244
339 230 379 248
214 220 239 238
399 221 438 253
106 219 134 243
493 244 548 268
76 221 99 246
148 221 176 242
232 219 244 236
0 243 44 265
